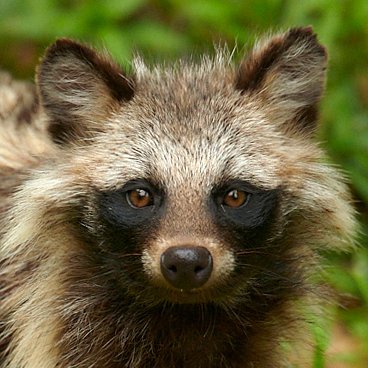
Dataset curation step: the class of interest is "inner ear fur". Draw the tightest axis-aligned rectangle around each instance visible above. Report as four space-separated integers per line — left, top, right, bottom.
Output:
236 27 327 134
37 39 135 144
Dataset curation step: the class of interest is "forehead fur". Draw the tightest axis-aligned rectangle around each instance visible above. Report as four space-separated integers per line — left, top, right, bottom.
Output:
74 58 287 192
37 28 327 197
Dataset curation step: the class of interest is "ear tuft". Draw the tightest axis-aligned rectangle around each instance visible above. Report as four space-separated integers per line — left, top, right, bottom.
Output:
37 39 135 144
236 27 327 134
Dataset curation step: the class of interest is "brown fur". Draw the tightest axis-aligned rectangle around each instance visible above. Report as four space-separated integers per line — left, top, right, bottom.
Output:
0 28 356 367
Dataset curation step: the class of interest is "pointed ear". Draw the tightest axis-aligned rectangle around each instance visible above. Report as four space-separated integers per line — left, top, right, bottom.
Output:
236 27 327 134
37 39 135 144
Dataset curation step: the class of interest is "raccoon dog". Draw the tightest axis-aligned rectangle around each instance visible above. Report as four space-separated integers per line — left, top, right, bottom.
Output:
0 27 356 367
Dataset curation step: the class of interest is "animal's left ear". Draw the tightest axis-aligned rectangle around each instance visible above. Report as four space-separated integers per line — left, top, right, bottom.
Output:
236 27 327 134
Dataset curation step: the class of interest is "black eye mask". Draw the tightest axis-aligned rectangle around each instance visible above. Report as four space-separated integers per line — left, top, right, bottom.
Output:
210 180 280 245
95 179 164 252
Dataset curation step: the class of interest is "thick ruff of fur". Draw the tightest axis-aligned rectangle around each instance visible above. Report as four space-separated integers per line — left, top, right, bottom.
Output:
0 28 356 368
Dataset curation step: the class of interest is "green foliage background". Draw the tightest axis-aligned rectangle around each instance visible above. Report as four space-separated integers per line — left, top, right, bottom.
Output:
0 1 367 366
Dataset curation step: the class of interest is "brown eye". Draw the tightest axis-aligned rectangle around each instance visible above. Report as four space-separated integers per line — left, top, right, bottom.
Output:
223 189 249 208
126 189 153 208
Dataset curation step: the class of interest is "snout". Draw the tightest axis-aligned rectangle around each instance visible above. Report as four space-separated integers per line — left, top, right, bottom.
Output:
141 236 236 302
160 246 213 290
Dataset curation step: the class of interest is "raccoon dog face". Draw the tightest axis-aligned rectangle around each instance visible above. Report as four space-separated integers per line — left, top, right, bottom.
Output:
0 27 357 368
31 27 353 311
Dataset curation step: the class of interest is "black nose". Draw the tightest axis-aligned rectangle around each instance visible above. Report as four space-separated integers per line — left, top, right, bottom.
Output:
160 246 213 290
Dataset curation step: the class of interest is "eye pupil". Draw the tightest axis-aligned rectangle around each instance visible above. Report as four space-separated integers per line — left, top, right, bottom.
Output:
127 189 153 208
223 189 248 208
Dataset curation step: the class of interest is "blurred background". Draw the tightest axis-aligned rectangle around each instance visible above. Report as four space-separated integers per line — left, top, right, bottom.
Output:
0 1 367 366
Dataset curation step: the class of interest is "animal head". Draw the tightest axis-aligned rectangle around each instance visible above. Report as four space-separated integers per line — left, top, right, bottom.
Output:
6 27 354 307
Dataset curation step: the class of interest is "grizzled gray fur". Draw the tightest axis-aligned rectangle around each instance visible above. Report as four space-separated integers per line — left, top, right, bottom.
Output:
0 27 356 367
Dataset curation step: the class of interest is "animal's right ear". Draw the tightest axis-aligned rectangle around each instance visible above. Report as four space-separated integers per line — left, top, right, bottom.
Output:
37 39 135 144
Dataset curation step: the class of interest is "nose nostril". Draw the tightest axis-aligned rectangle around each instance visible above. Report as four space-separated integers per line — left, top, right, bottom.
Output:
160 246 213 290
168 265 177 273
